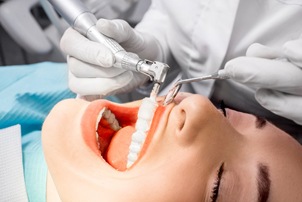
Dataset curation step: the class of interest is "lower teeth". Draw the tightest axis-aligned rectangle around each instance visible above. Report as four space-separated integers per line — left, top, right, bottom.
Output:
96 108 121 151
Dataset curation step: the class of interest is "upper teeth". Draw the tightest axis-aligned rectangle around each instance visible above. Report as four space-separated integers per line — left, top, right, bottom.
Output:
96 108 121 131
127 97 158 168
95 108 121 149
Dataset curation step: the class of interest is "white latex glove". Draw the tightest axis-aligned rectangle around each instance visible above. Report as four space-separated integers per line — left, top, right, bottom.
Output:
222 38 302 125
60 19 161 98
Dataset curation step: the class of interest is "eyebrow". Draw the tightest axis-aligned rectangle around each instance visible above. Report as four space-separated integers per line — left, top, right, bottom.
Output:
257 163 271 202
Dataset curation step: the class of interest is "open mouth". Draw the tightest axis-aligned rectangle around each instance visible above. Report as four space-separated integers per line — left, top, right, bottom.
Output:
81 99 164 171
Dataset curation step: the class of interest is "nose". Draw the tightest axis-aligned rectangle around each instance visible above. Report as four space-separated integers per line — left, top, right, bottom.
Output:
173 92 196 104
176 94 218 133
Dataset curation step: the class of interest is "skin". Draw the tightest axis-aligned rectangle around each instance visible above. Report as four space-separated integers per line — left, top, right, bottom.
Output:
42 93 302 202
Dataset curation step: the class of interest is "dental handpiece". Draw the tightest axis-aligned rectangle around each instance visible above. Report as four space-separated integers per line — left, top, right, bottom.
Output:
48 0 169 98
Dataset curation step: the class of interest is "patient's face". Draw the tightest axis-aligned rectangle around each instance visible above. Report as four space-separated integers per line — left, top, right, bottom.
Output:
42 93 302 202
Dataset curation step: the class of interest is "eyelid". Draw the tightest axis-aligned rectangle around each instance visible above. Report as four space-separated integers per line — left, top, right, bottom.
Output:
210 163 225 202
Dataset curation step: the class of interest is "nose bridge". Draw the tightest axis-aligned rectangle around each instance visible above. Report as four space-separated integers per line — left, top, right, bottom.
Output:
200 114 244 158
182 94 213 111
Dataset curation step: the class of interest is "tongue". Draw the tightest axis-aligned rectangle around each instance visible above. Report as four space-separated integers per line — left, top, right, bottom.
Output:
106 126 136 171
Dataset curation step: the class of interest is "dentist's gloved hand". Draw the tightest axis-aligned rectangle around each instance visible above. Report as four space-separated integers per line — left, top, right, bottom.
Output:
60 19 161 98
222 38 302 125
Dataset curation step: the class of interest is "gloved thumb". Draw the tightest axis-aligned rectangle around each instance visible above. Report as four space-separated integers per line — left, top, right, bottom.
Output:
255 88 302 125
222 49 302 95
246 43 283 59
283 37 302 68
60 28 114 67
222 57 302 94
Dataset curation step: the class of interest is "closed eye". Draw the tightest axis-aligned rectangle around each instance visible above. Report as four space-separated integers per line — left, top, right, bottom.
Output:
211 163 224 202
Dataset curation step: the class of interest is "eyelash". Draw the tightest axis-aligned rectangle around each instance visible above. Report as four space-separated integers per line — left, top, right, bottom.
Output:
210 163 224 202
218 100 227 117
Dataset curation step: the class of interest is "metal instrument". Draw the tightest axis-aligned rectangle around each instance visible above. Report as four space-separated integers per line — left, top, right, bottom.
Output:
47 0 169 98
163 70 230 105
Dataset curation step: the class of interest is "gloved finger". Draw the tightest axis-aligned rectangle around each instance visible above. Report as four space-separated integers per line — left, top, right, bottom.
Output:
255 89 302 125
77 94 102 101
224 57 302 95
68 70 133 96
60 28 114 67
96 19 145 51
283 38 302 68
246 43 284 59
68 56 126 78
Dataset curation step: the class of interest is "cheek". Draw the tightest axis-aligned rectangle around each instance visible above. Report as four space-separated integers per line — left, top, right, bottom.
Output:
145 156 207 201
